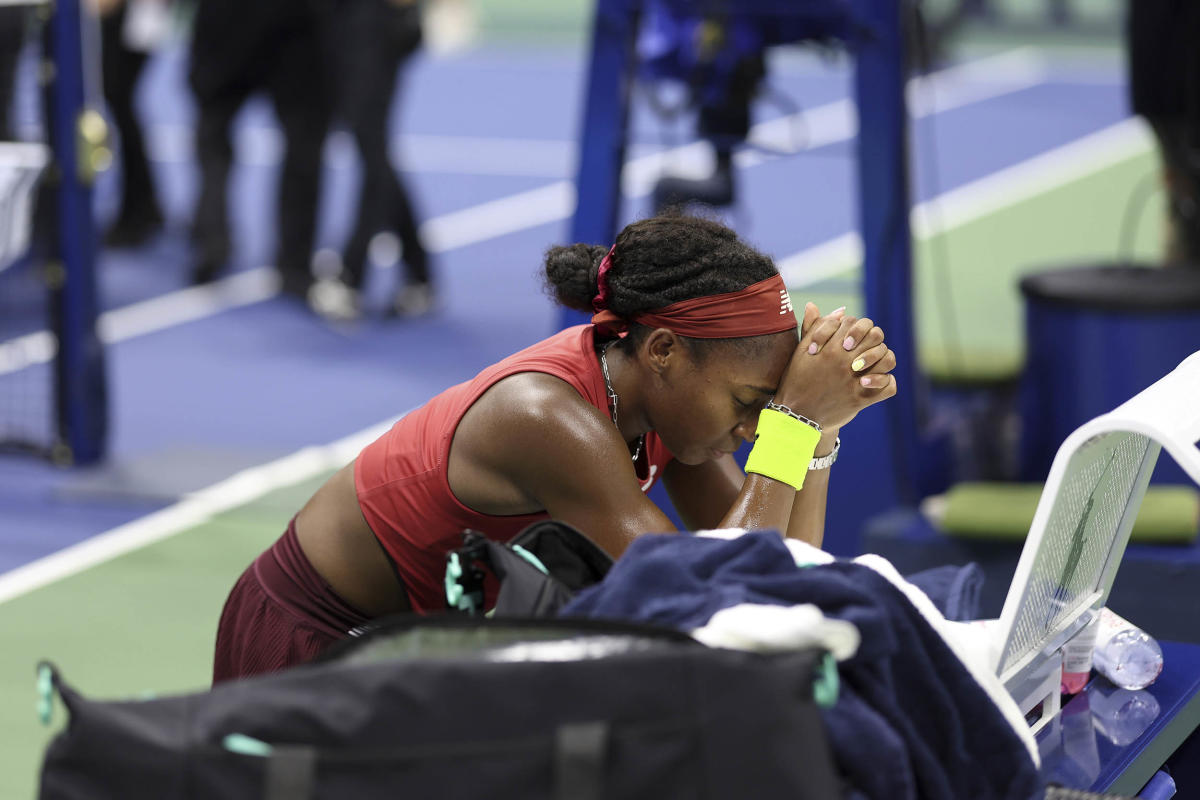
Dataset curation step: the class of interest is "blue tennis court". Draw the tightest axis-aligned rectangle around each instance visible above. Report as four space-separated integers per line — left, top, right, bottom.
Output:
0 12 1174 797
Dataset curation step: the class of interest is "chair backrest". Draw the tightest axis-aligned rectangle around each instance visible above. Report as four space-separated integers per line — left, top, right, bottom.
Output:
0 142 49 273
993 350 1200 725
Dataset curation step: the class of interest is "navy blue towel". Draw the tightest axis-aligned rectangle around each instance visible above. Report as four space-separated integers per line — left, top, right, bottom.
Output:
561 533 1041 800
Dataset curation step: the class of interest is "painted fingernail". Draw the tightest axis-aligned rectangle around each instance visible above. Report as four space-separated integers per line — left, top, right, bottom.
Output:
860 376 872 387
808 343 818 355
851 357 866 372
843 336 855 350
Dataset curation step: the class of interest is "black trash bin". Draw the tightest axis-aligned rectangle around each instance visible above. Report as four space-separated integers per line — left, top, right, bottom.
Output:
1018 263 1200 483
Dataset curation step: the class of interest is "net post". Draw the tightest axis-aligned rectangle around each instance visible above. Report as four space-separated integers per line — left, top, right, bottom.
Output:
45 0 106 464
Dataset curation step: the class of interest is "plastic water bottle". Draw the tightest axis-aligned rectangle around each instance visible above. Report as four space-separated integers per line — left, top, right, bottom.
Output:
1060 613 1100 695
1091 608 1164 690
1089 685 1161 746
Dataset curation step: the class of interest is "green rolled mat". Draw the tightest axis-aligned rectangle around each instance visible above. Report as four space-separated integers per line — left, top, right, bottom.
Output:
937 482 1200 544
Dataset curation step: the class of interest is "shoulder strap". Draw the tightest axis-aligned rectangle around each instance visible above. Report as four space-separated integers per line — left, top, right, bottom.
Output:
264 745 317 800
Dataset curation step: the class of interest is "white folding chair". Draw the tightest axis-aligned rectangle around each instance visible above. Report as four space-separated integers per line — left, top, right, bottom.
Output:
0 141 49 273
991 350 1200 733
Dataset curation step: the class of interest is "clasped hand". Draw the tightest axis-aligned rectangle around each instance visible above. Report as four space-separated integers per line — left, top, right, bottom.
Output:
771 302 898 431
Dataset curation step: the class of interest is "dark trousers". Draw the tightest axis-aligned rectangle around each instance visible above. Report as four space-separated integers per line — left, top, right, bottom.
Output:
1149 119 1200 267
0 6 28 140
336 0 428 288
189 0 331 292
101 4 160 227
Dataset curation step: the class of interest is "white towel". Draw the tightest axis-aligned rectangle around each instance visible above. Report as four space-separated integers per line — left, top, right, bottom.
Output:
691 602 861 660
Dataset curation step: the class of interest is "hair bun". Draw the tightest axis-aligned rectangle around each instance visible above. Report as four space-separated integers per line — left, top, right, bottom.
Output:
543 243 609 312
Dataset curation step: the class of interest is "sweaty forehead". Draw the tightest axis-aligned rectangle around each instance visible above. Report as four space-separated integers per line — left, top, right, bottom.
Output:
705 333 794 392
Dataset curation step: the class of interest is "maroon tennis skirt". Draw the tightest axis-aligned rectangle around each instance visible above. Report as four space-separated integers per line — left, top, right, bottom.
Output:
212 518 372 684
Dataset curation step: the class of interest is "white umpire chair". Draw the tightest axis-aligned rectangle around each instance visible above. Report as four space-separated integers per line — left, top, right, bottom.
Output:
992 350 1200 733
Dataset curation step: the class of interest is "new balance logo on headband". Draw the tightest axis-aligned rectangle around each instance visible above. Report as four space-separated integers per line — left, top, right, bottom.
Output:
779 289 794 316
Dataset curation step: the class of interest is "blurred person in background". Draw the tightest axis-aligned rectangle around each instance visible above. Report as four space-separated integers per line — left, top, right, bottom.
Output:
187 0 331 294
0 5 26 141
1127 0 1200 268
309 0 434 320
96 0 173 248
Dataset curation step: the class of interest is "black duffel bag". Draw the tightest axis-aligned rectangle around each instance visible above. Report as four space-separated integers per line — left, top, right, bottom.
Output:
39 616 841 799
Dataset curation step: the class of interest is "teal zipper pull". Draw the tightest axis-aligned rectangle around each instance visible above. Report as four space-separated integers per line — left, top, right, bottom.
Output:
813 652 839 709
36 664 53 726
223 733 274 757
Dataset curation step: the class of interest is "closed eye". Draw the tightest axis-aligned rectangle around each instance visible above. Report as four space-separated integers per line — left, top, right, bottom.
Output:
734 397 761 413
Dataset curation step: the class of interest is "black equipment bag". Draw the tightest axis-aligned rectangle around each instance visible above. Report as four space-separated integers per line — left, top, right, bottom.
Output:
445 520 613 616
39 616 841 799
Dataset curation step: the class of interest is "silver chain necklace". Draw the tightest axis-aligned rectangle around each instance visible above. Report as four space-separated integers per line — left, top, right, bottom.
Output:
599 341 644 463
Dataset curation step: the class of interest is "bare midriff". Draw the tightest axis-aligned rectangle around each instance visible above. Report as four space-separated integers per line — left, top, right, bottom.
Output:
294 461 412 617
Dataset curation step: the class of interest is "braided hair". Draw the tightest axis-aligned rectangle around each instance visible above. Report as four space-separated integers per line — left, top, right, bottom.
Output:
542 214 785 358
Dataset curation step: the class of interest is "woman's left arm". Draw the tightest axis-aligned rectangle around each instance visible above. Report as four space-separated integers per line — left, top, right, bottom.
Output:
782 428 837 547
786 310 898 545
661 440 833 544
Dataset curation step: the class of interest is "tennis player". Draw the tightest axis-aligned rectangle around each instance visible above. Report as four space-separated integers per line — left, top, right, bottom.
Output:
213 214 897 682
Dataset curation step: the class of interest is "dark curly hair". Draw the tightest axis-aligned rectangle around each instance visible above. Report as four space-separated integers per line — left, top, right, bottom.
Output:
542 214 787 359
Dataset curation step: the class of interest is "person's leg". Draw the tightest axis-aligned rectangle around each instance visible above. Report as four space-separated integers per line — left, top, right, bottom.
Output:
344 81 431 292
339 1 432 317
189 94 240 283
1149 118 1200 267
265 18 330 299
343 1 430 293
383 65 430 293
337 1 390 291
100 4 162 245
0 7 28 140
388 154 430 288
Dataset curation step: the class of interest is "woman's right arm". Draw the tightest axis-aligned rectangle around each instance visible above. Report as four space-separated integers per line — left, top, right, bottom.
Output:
456 372 807 556
447 373 677 557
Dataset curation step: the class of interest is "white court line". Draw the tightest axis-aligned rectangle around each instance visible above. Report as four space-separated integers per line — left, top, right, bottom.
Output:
0 46 1050 371
0 268 279 376
777 115 1155 287
0 417 399 605
152 127 582 178
908 115 1153 237
0 117 1157 605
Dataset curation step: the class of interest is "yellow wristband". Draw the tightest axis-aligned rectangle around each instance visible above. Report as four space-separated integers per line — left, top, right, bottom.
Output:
743 408 821 490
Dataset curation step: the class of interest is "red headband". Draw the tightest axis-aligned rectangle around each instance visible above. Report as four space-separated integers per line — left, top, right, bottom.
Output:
591 246 616 312
591 274 798 338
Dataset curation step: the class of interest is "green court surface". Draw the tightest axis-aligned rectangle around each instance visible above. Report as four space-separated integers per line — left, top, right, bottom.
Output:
473 0 590 44
2 126 1167 799
0 475 330 799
